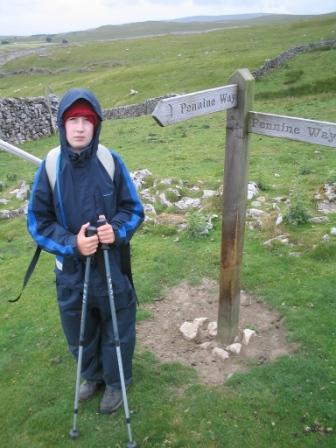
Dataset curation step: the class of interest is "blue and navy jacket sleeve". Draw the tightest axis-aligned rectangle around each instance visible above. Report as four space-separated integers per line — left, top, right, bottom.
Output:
111 153 144 246
27 161 78 257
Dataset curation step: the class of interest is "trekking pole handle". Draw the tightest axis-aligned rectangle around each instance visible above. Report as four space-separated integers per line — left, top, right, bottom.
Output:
85 225 97 237
97 215 110 250
97 215 107 227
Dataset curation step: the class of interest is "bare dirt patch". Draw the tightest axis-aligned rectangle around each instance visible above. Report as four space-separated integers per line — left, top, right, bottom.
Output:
137 278 298 385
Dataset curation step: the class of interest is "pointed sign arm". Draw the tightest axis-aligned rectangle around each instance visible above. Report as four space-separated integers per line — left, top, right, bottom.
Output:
152 84 238 126
0 138 42 166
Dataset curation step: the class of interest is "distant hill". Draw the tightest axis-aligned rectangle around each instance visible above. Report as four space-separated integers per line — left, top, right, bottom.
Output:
1 12 334 43
172 13 274 22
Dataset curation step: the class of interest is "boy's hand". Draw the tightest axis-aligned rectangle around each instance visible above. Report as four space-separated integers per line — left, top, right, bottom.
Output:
97 222 115 245
77 222 99 256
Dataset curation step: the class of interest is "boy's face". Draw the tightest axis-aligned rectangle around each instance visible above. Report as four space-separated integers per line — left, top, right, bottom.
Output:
65 116 94 150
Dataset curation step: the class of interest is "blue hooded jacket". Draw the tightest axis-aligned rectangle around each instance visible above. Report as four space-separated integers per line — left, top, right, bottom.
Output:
27 88 144 297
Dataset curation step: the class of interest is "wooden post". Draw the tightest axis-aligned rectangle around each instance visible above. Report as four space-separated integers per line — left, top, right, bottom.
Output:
217 69 255 345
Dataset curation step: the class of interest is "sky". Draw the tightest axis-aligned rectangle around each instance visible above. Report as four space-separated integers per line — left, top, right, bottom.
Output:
0 0 335 37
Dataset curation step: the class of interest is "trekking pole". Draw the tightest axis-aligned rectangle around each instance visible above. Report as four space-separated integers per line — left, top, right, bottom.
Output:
97 215 137 448
69 225 97 440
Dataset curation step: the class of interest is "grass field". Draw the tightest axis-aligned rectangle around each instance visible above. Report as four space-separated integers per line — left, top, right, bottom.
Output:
1 14 336 448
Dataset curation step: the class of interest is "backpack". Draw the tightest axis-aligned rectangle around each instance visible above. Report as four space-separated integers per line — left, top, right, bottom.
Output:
10 145 117 302
45 144 115 190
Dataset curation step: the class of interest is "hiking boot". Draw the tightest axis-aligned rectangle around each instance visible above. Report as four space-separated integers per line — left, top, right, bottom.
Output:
100 386 123 414
79 380 101 401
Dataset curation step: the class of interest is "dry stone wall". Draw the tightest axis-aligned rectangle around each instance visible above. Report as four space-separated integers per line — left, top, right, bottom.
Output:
0 95 59 144
0 94 176 144
252 40 336 79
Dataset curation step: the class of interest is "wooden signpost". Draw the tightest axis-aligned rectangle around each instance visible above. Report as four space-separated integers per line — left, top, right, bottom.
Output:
153 68 336 345
153 68 255 345
2 68 336 347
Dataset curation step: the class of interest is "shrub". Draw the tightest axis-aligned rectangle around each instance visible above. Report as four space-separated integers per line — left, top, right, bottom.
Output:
185 211 209 239
298 166 312 175
309 241 336 261
283 203 310 225
256 178 269 192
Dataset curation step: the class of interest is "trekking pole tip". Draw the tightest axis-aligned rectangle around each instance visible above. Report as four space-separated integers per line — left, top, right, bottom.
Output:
69 428 80 439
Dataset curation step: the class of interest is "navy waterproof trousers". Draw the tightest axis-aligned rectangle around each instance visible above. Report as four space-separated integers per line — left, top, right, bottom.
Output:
56 285 136 387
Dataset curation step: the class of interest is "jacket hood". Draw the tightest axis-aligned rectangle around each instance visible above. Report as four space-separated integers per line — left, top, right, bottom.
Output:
57 88 103 156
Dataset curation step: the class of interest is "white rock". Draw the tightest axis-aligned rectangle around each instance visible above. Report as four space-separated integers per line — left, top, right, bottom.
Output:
166 188 181 198
207 321 217 337
144 203 156 215
226 343 242 355
317 202 336 214
322 234 331 242
263 234 289 246
158 192 172 208
324 183 336 201
242 329 256 345
309 216 329 224
246 208 267 218
331 227 336 236
140 189 155 203
212 347 229 361
160 178 173 186
0 198 9 205
131 169 152 190
175 197 201 210
315 183 336 214
194 317 209 328
247 182 259 200
180 318 208 342
15 181 29 201
275 214 283 226
179 321 199 341
199 214 218 235
202 189 217 199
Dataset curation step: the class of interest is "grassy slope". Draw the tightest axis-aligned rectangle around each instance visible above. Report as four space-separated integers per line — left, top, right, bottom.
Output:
1 14 335 104
0 14 336 448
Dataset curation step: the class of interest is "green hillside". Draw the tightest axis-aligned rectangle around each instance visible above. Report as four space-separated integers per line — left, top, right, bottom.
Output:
0 12 336 448
0 13 335 106
0 13 323 43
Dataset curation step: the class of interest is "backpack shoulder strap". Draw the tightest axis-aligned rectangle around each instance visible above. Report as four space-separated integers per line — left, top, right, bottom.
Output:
45 146 61 191
97 144 115 181
45 145 115 191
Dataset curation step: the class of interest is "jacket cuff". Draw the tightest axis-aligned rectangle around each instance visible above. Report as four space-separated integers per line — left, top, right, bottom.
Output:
68 234 81 256
112 225 124 246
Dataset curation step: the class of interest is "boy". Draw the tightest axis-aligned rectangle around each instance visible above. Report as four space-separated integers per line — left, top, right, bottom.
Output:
28 88 144 413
